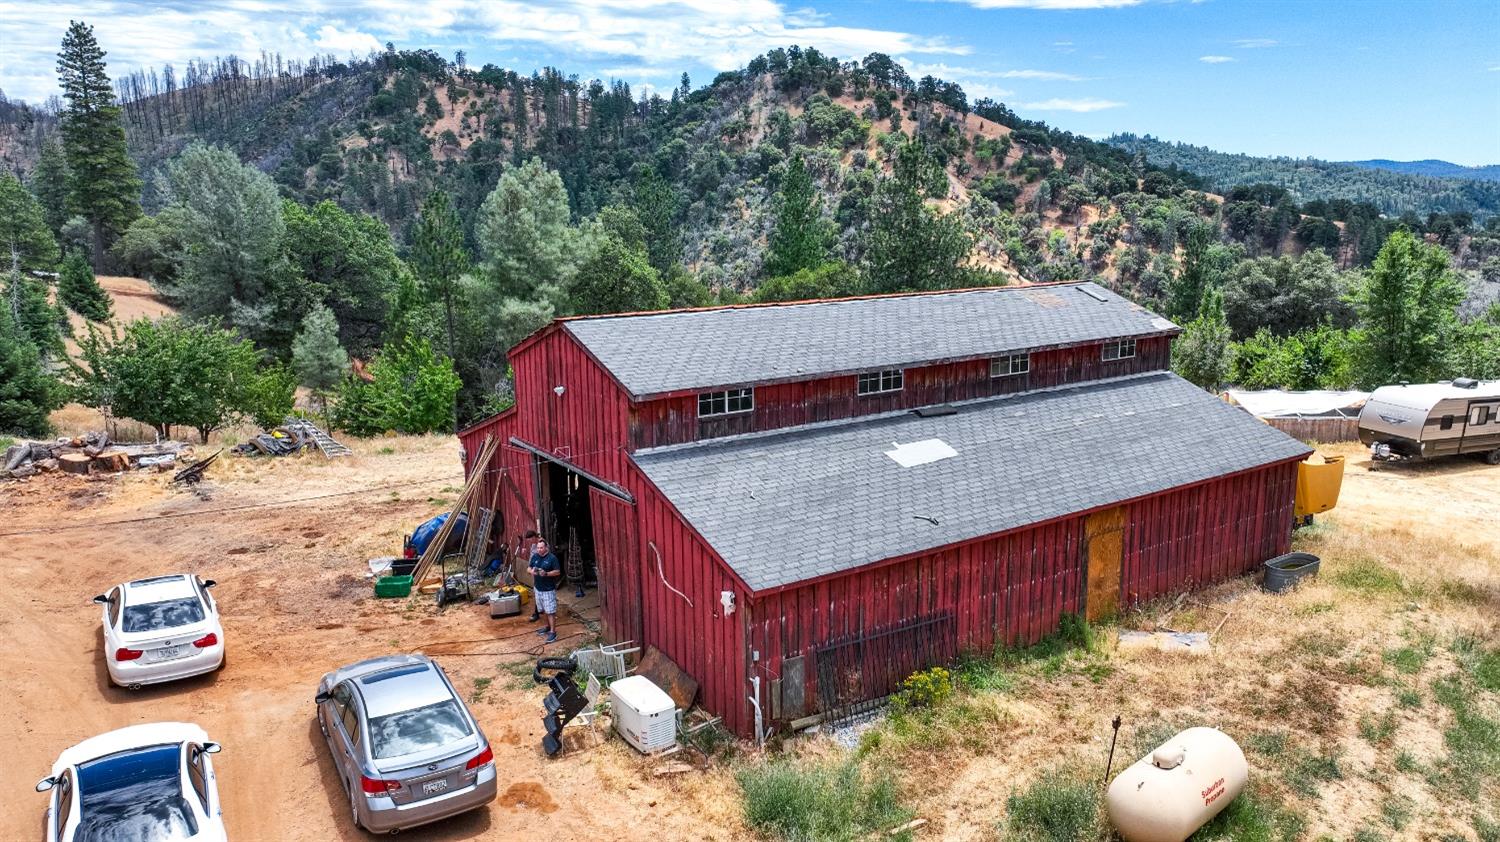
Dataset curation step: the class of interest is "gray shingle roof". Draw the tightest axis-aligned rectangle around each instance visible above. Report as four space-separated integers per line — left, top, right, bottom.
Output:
564 283 1177 398
632 373 1311 592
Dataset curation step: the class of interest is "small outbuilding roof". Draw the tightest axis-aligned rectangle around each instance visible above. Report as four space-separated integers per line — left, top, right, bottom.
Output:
1225 389 1368 419
633 372 1311 592
563 283 1178 398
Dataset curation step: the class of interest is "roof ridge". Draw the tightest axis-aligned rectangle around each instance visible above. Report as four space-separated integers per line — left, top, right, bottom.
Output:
562 280 1102 325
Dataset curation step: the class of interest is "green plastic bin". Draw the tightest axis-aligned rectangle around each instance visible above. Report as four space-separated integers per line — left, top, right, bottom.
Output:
375 574 413 598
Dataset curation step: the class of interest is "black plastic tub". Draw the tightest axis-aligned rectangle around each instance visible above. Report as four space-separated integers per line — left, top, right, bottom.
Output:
1262 552 1321 593
390 558 418 578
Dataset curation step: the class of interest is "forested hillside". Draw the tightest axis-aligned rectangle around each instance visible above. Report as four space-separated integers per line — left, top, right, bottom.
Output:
3 30 1497 439
1106 133 1500 219
1344 159 1500 182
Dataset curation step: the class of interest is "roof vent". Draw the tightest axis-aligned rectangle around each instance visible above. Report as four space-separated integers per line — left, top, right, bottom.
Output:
1078 285 1109 302
1453 377 1479 389
913 405 958 418
884 439 957 468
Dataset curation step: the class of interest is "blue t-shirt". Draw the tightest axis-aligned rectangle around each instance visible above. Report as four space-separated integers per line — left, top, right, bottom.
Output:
530 551 561 591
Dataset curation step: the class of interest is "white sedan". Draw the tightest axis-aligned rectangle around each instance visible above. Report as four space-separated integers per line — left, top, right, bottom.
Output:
95 574 225 688
36 721 227 842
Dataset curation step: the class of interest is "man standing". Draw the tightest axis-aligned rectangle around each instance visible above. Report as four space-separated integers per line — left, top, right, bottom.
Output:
528 538 562 644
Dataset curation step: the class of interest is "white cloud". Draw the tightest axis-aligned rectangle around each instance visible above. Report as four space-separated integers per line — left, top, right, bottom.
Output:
0 0 969 102
1233 38 1278 49
1199 55 1234 64
1017 97 1124 112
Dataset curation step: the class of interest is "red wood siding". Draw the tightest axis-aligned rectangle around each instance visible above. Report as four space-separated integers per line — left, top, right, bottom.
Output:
511 330 633 484
590 487 642 645
623 466 753 737
1120 459 1299 607
629 336 1171 449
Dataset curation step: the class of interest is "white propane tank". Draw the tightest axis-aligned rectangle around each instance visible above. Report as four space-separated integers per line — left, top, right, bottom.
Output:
1105 727 1248 842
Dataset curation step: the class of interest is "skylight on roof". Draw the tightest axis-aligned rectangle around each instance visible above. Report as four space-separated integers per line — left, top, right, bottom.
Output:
1078 286 1109 302
885 438 958 468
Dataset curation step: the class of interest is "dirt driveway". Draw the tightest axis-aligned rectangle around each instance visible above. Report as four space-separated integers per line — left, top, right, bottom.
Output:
0 436 742 841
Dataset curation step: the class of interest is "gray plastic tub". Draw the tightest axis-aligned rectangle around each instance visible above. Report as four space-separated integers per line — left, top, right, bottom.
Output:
1262 552 1321 593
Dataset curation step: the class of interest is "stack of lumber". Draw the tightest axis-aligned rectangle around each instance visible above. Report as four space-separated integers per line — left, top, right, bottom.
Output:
2 433 189 480
411 435 499 586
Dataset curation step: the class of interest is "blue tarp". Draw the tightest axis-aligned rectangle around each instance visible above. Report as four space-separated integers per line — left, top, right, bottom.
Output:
410 512 467 556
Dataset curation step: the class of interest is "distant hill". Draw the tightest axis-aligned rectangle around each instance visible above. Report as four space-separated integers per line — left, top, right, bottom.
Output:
1106 133 1500 219
1342 159 1500 182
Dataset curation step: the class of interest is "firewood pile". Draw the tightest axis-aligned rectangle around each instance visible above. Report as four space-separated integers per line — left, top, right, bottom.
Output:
1 432 191 480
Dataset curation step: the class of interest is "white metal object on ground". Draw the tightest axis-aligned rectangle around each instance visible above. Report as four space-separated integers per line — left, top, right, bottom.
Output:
98 574 225 688
1106 726 1248 842
610 675 678 753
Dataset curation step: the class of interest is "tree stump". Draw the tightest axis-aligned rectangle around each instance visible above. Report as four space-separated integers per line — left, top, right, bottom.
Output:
94 450 130 472
59 453 93 475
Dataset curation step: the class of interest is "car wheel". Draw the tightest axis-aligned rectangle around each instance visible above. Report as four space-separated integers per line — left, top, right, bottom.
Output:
1486 448 1500 466
348 782 362 830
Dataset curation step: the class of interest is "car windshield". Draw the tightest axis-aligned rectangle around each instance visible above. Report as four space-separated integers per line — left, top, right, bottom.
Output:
368 699 473 759
122 597 204 633
74 744 199 842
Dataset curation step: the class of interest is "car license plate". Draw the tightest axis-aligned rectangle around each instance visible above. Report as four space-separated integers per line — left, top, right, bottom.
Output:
422 779 449 795
149 645 186 662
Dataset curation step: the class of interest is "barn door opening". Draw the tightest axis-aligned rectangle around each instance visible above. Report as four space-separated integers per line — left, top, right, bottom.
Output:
1083 506 1125 622
588 486 641 645
538 460 598 591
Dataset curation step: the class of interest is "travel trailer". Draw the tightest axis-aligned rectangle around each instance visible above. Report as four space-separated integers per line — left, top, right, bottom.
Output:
1358 379 1500 463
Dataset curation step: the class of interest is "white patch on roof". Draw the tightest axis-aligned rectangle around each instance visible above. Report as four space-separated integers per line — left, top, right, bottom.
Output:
885 438 958 468
1151 317 1178 330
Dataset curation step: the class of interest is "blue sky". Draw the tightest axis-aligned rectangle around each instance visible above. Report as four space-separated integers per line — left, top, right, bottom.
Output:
2 0 1497 164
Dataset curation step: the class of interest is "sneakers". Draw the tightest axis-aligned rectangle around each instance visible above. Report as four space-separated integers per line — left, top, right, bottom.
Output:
544 631 558 644
528 612 540 622
534 627 549 636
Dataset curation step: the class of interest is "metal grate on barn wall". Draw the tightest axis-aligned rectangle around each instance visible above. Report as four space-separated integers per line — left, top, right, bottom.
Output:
813 611 957 725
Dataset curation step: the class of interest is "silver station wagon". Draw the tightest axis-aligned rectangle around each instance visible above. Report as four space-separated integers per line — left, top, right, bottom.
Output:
315 654 497 834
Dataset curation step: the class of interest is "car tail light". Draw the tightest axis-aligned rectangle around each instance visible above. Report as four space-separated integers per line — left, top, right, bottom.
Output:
115 647 143 661
192 633 218 648
360 775 401 796
465 746 494 770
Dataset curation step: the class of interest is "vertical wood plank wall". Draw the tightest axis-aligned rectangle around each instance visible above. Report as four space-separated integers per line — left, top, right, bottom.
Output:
629 337 1171 449
1119 460 1299 608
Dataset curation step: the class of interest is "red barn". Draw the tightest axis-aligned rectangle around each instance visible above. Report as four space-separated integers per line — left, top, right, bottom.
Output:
459 282 1310 738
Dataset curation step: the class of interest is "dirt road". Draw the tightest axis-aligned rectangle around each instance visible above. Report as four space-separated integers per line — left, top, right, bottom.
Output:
0 436 742 841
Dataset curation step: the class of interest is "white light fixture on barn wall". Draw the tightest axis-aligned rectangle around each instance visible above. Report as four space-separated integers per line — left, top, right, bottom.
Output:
720 590 736 615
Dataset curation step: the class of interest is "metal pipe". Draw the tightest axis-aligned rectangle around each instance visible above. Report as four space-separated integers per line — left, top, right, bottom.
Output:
749 675 765 747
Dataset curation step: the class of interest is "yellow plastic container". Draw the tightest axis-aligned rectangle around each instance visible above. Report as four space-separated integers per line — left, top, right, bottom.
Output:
1295 454 1344 518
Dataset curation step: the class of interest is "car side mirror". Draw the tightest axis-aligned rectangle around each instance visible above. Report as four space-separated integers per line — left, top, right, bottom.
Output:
314 691 331 705
36 777 55 793
202 579 217 589
92 594 110 605
201 742 222 754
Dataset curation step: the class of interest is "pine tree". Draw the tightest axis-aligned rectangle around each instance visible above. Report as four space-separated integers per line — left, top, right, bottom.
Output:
633 166 681 275
0 305 60 437
863 141 971 294
1172 287 1231 390
411 190 471 359
292 304 348 420
4 269 67 362
58 250 113 322
0 174 60 274
764 153 832 279
1352 230 1466 387
56 21 141 268
28 141 71 236
1167 221 1214 322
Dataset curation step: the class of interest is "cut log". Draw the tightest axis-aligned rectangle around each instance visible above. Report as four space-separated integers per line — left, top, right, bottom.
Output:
3 444 27 471
59 453 93 475
7 465 38 479
36 458 59 473
94 450 130 472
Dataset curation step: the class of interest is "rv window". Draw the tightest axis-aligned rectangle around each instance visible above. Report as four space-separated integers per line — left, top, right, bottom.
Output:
1439 415 1453 431
1473 407 1492 426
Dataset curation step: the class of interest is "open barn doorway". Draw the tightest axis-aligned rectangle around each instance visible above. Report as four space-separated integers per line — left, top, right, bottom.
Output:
537 459 598 595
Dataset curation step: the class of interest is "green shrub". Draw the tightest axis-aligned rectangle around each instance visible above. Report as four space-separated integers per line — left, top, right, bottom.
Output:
333 335 460 436
737 756 910 842
892 666 952 711
1001 767 1102 841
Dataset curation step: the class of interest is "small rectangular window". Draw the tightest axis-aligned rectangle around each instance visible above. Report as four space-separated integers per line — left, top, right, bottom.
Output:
697 388 754 418
1440 415 1454 431
991 354 1030 377
857 369 904 395
1102 338 1137 361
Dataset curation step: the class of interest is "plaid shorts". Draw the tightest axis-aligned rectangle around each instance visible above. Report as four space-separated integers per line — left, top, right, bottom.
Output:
535 589 558 615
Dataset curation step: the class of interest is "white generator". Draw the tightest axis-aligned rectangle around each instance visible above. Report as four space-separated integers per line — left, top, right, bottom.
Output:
609 675 677 753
